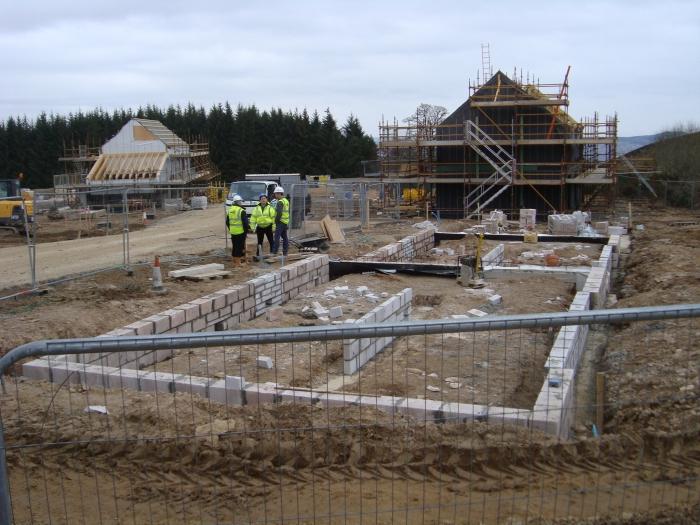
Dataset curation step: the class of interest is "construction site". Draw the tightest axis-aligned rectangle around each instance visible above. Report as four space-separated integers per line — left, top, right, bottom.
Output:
378 58 618 218
0 60 699 525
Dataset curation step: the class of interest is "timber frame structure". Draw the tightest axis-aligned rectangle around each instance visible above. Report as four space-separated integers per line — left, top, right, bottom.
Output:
378 69 618 217
54 119 217 190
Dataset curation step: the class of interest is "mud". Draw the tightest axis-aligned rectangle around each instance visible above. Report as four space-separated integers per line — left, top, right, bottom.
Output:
4 379 700 524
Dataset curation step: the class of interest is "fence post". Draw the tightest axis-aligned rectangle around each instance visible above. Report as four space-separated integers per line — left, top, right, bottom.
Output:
0 420 12 525
22 191 37 292
360 183 369 229
122 189 132 275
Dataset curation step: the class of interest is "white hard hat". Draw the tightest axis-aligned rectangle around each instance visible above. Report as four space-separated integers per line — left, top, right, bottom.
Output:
273 186 284 194
232 194 243 203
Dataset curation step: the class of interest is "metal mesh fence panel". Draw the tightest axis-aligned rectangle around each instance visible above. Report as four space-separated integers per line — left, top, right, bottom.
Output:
1 185 229 301
1 305 699 524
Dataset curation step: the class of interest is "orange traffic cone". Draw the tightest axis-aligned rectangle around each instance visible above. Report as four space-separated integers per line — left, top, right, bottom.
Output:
152 255 166 293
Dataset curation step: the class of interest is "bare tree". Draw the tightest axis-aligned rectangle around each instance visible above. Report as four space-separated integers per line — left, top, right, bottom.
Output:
404 103 448 139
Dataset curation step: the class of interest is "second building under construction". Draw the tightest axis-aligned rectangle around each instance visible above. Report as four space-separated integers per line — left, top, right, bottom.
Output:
378 68 618 217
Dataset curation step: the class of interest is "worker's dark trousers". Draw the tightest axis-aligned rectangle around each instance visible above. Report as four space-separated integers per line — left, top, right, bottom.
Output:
273 223 289 255
256 226 274 256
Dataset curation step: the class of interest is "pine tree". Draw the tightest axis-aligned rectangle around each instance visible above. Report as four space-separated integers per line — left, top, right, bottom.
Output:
0 102 377 187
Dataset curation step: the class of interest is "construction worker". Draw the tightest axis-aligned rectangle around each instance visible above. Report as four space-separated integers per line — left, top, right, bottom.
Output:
250 193 276 257
226 194 249 266
272 186 290 256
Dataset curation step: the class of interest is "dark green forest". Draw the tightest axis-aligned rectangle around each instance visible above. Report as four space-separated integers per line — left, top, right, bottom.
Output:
0 103 377 188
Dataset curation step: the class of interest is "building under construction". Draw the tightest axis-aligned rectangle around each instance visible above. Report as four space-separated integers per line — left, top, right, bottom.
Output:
378 68 618 218
54 118 218 203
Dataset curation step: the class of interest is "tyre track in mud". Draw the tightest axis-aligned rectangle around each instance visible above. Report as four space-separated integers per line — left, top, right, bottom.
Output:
10 427 700 501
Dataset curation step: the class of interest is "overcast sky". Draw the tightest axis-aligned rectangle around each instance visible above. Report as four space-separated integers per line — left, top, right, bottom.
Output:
1 0 698 136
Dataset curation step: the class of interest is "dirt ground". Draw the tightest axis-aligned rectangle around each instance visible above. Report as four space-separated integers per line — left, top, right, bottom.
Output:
0 217 461 356
2 205 700 523
0 206 457 289
601 208 700 439
3 377 699 524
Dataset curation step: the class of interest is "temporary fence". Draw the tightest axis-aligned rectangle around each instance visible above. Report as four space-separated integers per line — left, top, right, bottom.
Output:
618 174 700 209
1 304 698 524
1 185 229 301
289 181 430 234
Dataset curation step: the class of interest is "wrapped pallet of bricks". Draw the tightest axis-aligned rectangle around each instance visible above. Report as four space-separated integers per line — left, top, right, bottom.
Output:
191 196 208 210
572 210 590 230
519 208 536 229
548 214 578 235
481 219 499 234
593 221 609 235
488 210 507 226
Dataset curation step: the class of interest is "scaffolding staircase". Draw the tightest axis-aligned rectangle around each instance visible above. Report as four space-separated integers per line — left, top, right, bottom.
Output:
463 120 515 218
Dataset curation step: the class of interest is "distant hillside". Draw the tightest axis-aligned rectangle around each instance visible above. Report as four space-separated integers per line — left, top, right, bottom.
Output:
628 131 700 179
617 134 660 155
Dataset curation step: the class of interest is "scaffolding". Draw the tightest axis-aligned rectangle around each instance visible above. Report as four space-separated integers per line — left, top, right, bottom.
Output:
378 68 618 214
54 124 218 191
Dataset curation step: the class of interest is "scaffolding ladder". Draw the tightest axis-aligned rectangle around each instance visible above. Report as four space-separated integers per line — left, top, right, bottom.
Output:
463 120 514 219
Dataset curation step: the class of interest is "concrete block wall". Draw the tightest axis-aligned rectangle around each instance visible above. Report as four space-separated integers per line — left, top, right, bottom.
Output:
531 369 575 439
481 243 505 266
22 357 506 425
358 230 434 261
484 265 590 290
582 266 610 309
343 288 412 374
22 255 330 373
607 234 621 268
532 235 624 439
21 234 628 440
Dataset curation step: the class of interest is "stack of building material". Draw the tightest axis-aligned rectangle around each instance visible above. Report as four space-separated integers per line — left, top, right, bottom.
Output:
572 211 590 230
519 209 536 229
488 210 507 225
548 214 578 235
481 219 499 234
191 196 208 209
593 221 609 235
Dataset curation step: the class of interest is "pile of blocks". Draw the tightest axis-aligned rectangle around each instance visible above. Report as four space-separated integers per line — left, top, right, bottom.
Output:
547 214 578 235
358 230 434 261
343 288 413 374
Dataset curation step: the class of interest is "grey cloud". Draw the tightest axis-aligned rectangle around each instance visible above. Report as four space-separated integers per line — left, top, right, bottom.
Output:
0 0 698 135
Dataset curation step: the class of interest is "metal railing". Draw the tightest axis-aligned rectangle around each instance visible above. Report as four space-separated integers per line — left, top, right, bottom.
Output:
1 304 699 524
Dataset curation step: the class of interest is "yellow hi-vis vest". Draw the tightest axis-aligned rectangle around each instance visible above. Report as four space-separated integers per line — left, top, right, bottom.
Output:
278 197 290 225
251 203 275 229
228 205 244 235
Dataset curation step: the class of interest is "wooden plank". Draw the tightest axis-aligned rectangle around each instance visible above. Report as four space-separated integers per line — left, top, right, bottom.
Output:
321 215 345 243
319 216 331 239
471 99 568 107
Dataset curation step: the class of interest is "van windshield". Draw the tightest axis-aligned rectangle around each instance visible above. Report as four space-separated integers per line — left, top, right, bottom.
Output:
229 181 267 201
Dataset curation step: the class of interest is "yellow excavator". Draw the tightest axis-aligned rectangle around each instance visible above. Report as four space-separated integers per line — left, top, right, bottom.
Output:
0 176 34 234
